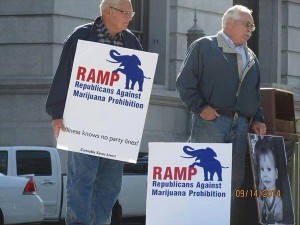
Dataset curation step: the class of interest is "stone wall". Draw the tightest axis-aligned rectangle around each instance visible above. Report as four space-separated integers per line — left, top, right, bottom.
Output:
0 0 99 146
1 0 298 153
282 0 300 118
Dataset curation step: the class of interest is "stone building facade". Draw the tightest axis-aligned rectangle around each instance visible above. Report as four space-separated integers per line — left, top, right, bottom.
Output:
1 0 299 148
0 1 299 221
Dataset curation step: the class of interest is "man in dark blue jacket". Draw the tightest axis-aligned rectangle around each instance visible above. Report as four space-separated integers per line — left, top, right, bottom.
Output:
176 5 266 225
45 0 142 224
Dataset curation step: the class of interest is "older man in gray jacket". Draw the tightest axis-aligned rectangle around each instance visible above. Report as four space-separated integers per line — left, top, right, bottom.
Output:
176 5 266 225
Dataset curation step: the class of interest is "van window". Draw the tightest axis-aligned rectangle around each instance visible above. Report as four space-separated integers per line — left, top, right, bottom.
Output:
16 150 52 176
0 151 8 175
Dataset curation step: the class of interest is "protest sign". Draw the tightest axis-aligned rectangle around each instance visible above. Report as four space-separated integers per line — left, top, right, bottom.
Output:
248 134 295 225
57 40 158 163
146 142 232 225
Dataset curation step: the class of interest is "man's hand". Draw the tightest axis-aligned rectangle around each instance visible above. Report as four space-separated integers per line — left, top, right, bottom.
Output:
250 121 267 135
200 106 220 120
52 119 66 141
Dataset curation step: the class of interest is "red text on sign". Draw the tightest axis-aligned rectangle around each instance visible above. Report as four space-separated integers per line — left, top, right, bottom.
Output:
153 166 197 180
76 66 120 86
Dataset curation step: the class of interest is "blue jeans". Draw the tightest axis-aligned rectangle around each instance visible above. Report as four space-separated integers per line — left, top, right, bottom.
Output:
66 152 124 225
190 114 249 225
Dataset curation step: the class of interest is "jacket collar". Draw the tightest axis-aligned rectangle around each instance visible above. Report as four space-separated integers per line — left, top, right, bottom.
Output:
219 31 247 49
216 31 254 61
217 32 236 54
216 31 256 81
88 16 130 45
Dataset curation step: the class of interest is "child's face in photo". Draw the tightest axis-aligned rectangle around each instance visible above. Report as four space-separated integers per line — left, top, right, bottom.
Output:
259 152 278 190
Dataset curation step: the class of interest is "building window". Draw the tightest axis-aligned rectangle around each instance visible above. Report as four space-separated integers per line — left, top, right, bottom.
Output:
16 150 52 176
128 0 149 50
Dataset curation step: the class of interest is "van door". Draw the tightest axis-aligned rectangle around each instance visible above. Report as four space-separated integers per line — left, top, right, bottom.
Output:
14 148 61 220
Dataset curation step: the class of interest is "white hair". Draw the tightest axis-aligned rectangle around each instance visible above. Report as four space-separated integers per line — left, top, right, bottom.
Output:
222 5 253 29
99 0 130 15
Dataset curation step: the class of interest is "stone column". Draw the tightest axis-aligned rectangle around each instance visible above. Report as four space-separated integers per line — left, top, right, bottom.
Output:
185 8 205 133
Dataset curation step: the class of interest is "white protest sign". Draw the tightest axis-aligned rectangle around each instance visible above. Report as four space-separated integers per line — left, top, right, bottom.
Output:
147 142 232 225
57 40 158 163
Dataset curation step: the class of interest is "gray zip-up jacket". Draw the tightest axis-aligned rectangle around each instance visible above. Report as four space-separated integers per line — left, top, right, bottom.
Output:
176 32 264 122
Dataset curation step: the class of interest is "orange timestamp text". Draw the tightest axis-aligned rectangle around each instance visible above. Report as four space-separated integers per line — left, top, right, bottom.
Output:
235 189 281 198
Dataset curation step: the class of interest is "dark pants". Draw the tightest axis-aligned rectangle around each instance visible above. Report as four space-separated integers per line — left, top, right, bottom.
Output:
110 200 122 225
235 152 259 225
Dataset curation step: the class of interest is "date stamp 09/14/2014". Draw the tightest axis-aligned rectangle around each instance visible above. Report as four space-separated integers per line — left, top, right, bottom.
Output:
235 189 281 198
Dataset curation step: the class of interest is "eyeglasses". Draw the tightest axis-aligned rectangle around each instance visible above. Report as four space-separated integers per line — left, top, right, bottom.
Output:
110 6 135 18
234 20 256 31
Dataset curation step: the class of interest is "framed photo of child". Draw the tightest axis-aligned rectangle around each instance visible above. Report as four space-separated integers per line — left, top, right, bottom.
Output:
248 134 295 225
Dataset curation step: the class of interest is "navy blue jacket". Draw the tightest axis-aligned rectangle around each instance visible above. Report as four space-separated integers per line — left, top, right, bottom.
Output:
176 33 264 122
46 17 142 119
